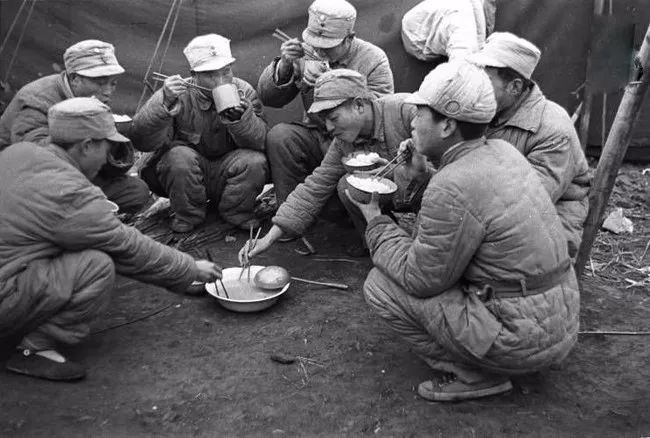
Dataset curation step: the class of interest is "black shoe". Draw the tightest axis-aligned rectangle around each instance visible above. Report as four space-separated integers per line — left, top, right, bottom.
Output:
6 350 86 381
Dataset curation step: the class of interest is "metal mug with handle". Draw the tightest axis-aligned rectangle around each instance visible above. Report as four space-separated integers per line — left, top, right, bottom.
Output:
212 83 242 113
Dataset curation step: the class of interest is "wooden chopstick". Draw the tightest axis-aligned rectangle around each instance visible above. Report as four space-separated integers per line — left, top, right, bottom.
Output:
205 249 230 299
373 152 404 180
271 29 323 61
151 72 212 92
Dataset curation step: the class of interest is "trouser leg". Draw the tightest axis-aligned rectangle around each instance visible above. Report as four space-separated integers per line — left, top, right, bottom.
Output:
14 250 115 350
155 145 208 226
363 268 488 382
209 149 269 227
93 174 153 215
266 123 329 205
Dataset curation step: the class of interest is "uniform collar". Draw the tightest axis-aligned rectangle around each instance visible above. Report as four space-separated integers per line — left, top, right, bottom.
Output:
62 73 76 99
439 137 488 169
490 83 545 133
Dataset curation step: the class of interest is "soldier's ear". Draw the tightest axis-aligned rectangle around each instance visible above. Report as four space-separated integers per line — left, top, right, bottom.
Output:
440 118 457 139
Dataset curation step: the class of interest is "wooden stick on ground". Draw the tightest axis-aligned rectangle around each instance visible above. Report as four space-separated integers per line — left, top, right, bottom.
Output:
575 23 650 277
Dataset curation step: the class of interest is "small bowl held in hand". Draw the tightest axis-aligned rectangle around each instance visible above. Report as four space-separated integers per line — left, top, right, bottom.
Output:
342 151 382 173
345 173 397 205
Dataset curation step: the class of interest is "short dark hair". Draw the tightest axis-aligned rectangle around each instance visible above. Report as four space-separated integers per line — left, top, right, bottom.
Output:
495 67 532 92
54 140 81 150
430 109 488 140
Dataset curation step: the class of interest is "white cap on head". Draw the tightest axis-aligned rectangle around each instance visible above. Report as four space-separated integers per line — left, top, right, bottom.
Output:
302 0 356 49
468 32 541 79
183 34 236 72
405 60 496 123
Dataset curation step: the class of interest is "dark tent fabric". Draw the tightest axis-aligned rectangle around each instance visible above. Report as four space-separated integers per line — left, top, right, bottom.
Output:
1 0 649 146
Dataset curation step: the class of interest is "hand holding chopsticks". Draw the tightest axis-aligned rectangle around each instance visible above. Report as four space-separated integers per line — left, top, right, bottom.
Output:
272 28 323 62
204 249 229 299
151 72 212 93
239 225 262 282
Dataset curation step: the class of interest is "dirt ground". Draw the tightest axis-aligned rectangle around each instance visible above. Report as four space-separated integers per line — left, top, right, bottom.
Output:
1 165 649 437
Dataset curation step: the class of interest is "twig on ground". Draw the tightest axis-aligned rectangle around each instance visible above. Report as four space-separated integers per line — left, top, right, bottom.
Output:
92 303 177 335
580 330 650 335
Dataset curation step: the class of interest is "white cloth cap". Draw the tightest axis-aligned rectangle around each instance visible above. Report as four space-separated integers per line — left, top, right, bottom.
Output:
405 60 496 123
303 0 356 49
183 34 236 72
468 32 541 79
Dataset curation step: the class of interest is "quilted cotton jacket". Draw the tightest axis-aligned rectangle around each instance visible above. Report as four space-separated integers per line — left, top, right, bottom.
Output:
272 94 415 236
366 138 580 369
486 84 591 255
257 37 394 127
0 73 73 150
131 77 267 158
0 142 198 333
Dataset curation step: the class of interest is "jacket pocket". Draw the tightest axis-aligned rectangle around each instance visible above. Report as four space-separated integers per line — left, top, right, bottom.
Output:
440 292 502 360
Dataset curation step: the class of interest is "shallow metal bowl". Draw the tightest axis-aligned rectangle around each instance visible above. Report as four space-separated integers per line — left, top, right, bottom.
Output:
205 265 290 313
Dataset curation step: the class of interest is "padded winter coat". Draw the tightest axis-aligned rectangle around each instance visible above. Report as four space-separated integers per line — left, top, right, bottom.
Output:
131 77 267 157
366 138 580 371
0 73 72 150
257 37 394 128
272 94 415 236
486 84 591 257
0 143 197 336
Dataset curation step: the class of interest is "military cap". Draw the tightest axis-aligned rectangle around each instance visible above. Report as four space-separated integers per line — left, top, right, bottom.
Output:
469 32 541 79
48 97 130 144
406 60 496 123
63 40 125 77
183 34 236 72
308 68 371 113
303 0 356 49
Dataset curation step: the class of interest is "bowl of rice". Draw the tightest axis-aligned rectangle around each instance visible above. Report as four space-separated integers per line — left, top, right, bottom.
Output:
341 151 382 173
345 173 397 205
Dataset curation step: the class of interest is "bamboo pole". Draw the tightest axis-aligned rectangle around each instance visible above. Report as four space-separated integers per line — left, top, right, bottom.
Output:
575 23 650 278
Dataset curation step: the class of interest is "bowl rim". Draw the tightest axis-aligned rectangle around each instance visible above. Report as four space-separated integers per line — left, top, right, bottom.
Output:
204 265 290 303
345 173 398 194
341 151 382 168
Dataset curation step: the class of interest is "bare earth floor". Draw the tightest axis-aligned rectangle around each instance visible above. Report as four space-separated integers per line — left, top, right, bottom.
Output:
1 165 649 437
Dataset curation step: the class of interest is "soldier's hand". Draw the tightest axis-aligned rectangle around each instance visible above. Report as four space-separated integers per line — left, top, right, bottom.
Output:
301 61 329 87
345 189 382 222
280 39 305 64
220 95 250 122
194 260 222 283
162 75 187 106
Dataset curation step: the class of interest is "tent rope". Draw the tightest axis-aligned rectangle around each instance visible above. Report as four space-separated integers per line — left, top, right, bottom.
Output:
2 0 36 84
0 0 28 57
135 0 182 111
155 0 184 87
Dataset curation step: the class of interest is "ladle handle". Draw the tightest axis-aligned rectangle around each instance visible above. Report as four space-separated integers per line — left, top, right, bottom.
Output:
291 276 349 290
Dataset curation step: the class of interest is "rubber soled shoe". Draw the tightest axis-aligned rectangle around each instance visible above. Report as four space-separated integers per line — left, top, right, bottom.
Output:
418 373 513 402
5 350 86 382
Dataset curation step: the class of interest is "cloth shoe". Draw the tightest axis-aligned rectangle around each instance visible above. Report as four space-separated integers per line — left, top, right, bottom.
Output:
6 349 86 381
417 373 512 402
170 217 195 233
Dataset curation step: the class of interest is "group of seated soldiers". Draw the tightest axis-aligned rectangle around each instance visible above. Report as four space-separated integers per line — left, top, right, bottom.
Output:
0 0 589 403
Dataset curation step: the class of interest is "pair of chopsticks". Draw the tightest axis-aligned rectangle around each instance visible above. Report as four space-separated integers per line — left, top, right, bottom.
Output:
272 28 323 62
239 225 262 282
205 249 229 299
151 72 212 93
373 150 408 180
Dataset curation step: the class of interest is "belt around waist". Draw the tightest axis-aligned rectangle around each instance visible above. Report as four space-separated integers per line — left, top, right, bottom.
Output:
472 259 572 300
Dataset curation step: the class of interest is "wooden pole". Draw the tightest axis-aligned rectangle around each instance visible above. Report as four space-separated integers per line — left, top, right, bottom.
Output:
575 23 650 278
578 0 606 150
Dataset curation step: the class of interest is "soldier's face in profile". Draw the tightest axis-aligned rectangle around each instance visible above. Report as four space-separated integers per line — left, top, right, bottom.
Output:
322 99 364 143
70 74 119 105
